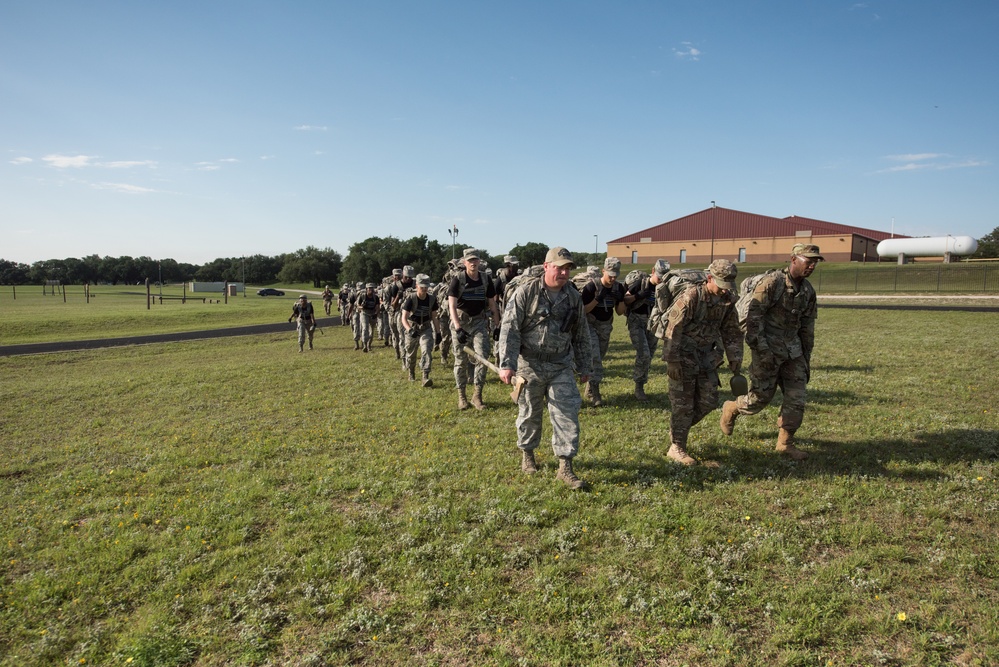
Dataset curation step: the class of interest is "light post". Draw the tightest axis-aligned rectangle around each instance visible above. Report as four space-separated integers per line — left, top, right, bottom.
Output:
447 225 459 259
241 256 246 297
594 234 598 254
710 201 716 262
158 261 162 299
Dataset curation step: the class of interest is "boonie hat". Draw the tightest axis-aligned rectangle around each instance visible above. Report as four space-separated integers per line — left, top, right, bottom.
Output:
707 259 738 291
544 246 576 269
463 248 480 261
791 244 825 261
603 256 621 276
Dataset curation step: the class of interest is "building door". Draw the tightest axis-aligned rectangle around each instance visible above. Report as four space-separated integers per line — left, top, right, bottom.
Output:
631 250 638 263
738 247 746 263
679 249 687 264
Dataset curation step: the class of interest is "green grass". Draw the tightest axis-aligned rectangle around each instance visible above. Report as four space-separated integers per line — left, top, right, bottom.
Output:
1 306 998 665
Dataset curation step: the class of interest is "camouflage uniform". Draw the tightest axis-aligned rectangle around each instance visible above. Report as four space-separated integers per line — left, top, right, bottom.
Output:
580 257 626 403
625 269 661 391
338 286 351 326
448 249 499 409
735 267 816 430
665 276 743 455
289 296 316 352
355 285 381 351
499 271 591 460
402 275 440 385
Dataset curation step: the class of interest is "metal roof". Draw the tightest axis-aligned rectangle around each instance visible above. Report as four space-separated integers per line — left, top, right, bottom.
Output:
608 207 903 244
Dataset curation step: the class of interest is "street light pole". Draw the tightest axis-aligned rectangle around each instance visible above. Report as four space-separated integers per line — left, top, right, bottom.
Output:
241 256 246 297
594 234 598 253
710 201 716 262
158 261 162 299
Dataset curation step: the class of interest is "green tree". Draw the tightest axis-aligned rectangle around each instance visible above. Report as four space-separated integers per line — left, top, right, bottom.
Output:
277 246 343 287
0 259 31 284
341 236 451 284
508 242 549 267
974 227 999 259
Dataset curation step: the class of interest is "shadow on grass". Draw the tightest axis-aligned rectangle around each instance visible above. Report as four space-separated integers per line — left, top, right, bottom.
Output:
592 428 998 488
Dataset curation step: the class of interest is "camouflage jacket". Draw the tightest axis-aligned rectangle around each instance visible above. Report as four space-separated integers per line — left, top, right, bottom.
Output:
498 277 592 375
744 268 816 361
664 283 743 367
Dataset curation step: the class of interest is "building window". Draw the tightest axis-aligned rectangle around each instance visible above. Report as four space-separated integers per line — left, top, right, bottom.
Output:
738 247 746 263
679 249 687 264
631 250 638 263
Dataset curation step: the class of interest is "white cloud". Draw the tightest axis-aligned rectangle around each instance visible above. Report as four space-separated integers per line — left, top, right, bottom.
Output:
100 160 157 169
294 125 328 131
91 182 158 194
260 155 276 160
673 42 701 61
43 154 96 168
885 153 945 162
878 154 987 173
9 156 32 165
219 158 239 163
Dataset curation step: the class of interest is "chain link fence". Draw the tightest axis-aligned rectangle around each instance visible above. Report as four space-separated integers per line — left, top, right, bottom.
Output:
813 263 998 293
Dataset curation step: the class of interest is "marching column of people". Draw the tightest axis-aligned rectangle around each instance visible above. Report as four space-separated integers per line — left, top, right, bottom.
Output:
292 242 823 483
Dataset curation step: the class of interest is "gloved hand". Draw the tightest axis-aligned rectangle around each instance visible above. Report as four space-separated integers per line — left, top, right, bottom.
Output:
729 361 742 376
667 361 683 381
456 328 469 346
288 317 293 323
434 330 442 346
492 328 500 342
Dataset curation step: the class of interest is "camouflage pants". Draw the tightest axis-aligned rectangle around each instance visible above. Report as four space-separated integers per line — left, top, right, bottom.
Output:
359 312 376 344
452 314 491 389
439 320 452 361
627 312 658 384
297 319 315 348
668 356 720 447
515 362 582 459
735 351 808 431
405 324 435 374
379 309 391 340
390 309 404 355
587 318 614 384
352 311 361 339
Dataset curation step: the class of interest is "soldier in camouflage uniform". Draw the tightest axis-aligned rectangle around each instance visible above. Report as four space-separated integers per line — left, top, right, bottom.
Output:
355 283 381 352
720 244 823 460
580 256 631 406
448 248 501 411
499 246 593 490
625 258 669 401
664 260 744 465
401 274 442 386
288 294 317 352
434 260 459 364
338 284 351 326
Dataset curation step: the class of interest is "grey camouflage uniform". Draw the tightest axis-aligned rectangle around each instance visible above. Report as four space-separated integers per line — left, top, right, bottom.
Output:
499 279 592 458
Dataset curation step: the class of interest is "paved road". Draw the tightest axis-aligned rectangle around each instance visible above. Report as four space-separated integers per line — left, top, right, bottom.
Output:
0 317 343 357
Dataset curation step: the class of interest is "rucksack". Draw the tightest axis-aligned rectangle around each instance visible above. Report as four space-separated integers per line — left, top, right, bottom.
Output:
572 266 600 292
735 268 783 330
647 269 706 338
623 270 650 313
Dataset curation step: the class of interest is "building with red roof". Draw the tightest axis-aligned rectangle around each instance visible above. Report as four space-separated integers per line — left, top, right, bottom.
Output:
607 206 902 265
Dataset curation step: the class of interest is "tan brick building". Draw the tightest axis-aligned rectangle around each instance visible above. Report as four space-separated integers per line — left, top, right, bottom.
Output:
607 206 900 265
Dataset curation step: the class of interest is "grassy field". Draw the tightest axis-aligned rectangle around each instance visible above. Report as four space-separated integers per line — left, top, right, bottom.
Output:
1 298 998 665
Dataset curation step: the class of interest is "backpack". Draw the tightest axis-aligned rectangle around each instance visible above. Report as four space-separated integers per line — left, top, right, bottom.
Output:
735 268 783 330
623 270 650 313
572 266 600 292
647 269 706 338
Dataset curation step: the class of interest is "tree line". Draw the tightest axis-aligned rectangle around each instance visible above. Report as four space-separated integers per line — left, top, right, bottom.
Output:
0 237 611 287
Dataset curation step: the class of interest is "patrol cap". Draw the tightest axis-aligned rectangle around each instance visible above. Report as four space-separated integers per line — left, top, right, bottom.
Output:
365 282 376 289
402 265 416 277
544 246 576 269
298 294 307 300
392 268 403 276
415 273 431 287
503 255 519 265
791 243 825 261
707 259 738 291
653 258 670 276
603 256 621 276
355 282 363 289
463 248 480 261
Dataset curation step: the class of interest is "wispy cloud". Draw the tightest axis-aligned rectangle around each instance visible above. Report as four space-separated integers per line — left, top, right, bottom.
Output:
9 156 32 165
43 154 96 168
295 125 328 131
101 160 157 169
196 162 221 171
878 153 988 173
91 182 158 194
673 42 701 61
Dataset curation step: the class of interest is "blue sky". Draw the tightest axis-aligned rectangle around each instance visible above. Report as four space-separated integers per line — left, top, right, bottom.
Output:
3 0 997 265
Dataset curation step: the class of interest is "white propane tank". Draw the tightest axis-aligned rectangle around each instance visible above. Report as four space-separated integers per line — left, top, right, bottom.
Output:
877 236 978 258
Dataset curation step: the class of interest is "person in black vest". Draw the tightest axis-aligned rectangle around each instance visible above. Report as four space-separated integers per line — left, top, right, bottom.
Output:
402 274 442 387
288 294 316 352
448 248 501 410
579 257 633 406
354 283 381 352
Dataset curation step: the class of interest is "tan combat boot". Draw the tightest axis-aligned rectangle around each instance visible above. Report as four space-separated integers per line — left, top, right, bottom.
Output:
471 385 486 410
776 428 808 460
457 387 470 410
667 443 698 466
422 372 433 388
720 400 740 436
634 382 647 402
588 382 603 407
556 456 587 490
521 450 538 475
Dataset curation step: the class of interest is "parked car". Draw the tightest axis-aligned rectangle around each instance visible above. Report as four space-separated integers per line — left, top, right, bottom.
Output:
256 288 285 296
